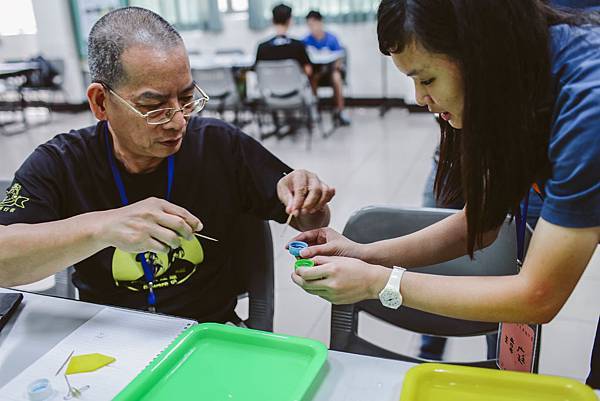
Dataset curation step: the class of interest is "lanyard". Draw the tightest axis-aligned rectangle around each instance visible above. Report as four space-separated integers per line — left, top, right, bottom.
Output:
515 184 544 266
515 191 530 267
498 184 545 372
104 123 174 312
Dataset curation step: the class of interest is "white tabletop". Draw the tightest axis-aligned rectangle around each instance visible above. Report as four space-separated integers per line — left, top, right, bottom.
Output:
0 288 414 401
189 54 255 70
0 62 40 79
306 48 345 65
1 288 598 400
189 49 345 71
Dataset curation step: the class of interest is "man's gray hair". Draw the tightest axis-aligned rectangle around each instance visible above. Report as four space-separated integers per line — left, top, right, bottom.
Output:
88 7 183 88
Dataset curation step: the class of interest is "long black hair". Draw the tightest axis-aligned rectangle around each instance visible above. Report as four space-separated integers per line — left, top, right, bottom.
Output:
377 0 599 256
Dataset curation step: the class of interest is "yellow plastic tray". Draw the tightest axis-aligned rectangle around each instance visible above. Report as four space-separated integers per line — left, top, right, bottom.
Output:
400 363 598 401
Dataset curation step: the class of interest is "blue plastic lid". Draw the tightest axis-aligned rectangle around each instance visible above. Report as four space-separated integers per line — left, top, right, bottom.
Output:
288 241 308 257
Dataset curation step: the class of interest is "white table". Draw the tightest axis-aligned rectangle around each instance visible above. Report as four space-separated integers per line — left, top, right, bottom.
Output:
189 54 255 70
188 49 345 71
306 48 345 65
0 289 414 401
0 62 40 80
1 289 598 400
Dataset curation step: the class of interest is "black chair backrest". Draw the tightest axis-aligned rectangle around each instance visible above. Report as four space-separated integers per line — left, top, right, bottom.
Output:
230 214 275 332
330 206 533 367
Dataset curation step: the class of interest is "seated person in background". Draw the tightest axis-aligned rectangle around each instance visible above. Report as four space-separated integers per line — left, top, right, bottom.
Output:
255 4 315 135
303 10 351 126
256 4 312 77
0 6 335 325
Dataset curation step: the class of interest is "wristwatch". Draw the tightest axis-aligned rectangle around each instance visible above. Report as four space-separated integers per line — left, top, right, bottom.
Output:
378 266 406 309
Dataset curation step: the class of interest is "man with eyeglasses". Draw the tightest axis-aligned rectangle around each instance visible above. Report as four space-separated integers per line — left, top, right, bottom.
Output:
0 7 334 324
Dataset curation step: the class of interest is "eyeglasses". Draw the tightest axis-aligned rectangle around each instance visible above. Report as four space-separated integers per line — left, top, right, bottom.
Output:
101 82 209 125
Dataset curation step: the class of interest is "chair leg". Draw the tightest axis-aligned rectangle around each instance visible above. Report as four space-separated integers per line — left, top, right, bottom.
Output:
305 107 313 151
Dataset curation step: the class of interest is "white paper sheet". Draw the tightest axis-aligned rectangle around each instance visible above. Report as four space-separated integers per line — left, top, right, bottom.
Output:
0 307 195 401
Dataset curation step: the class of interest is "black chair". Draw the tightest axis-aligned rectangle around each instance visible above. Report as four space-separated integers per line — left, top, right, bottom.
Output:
330 206 540 370
21 58 66 102
230 214 275 332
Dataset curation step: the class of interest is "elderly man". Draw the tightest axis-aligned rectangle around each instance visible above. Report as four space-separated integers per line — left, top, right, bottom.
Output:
0 7 334 324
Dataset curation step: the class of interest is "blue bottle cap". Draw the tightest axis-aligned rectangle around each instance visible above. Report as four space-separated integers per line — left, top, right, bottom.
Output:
288 241 308 258
27 378 55 401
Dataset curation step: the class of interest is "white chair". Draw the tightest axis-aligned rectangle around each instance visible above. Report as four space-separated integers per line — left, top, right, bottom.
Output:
192 67 244 123
255 59 319 149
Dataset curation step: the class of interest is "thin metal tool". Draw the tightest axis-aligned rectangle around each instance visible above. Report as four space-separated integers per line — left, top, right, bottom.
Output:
63 374 90 400
194 232 219 242
55 350 74 376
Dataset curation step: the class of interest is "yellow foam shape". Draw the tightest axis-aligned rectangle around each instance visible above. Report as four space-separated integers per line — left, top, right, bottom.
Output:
65 353 116 375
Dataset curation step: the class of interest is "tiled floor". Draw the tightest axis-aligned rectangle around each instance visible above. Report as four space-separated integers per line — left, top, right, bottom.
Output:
1 108 598 383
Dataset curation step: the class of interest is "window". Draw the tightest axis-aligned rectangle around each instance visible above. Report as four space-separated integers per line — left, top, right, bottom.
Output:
128 0 223 31
0 0 37 36
219 0 248 13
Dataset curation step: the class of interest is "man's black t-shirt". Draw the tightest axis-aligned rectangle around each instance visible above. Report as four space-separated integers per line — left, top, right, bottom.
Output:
256 35 310 67
0 117 292 322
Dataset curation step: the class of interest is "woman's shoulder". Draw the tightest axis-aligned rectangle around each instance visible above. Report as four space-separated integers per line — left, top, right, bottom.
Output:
549 24 600 76
543 25 600 229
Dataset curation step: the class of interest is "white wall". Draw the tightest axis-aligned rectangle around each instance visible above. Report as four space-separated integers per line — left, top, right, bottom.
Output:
0 34 38 61
0 1 87 103
30 0 87 103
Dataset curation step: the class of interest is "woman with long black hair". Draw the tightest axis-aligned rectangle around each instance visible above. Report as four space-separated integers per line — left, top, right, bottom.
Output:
291 0 600 386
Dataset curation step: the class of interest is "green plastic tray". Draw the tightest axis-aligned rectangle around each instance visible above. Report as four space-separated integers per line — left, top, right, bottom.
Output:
400 363 598 401
113 323 328 401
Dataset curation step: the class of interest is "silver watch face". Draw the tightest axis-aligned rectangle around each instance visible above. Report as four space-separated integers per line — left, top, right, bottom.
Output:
379 287 401 309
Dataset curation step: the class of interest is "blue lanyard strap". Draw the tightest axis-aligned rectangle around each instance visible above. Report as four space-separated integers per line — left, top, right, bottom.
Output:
515 191 530 266
104 123 175 311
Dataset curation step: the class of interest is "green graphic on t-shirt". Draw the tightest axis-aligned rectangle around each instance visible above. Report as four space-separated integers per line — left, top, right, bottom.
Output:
112 237 204 292
0 183 30 213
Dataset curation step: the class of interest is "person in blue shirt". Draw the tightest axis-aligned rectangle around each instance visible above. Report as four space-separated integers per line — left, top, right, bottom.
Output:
416 0 596 363
291 0 600 388
303 11 343 52
303 10 351 126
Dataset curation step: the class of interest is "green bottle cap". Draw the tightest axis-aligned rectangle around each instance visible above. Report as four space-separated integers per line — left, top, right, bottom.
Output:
294 259 315 269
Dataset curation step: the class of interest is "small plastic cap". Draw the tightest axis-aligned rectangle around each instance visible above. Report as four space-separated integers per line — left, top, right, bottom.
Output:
295 259 315 269
27 379 54 401
288 241 308 257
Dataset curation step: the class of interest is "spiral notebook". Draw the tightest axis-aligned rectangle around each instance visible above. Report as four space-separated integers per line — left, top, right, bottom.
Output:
0 307 195 401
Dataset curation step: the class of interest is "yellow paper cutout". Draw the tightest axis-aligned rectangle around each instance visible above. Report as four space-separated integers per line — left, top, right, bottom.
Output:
65 353 116 375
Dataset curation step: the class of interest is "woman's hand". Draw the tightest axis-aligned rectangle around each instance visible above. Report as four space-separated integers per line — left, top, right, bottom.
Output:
289 227 368 260
291 255 391 304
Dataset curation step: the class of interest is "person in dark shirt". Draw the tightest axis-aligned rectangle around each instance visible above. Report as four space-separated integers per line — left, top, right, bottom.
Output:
255 4 312 77
0 7 335 324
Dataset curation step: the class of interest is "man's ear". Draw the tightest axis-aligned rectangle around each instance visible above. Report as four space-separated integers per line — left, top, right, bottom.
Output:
87 83 108 121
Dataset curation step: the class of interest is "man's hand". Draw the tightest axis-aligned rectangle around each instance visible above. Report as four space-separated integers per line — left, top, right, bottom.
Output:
292 255 390 305
96 197 203 253
277 169 335 231
277 169 335 216
289 227 367 260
